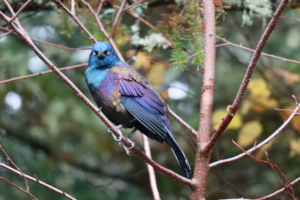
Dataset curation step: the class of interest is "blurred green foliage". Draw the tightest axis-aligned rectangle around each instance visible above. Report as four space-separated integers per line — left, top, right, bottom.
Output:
1 0 300 199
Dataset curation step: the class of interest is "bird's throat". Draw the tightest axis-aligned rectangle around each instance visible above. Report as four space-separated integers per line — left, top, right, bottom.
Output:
85 67 110 90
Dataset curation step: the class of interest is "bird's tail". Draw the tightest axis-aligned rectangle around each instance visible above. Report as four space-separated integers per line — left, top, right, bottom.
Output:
166 134 191 178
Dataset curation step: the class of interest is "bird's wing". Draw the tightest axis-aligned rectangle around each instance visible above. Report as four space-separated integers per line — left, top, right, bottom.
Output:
112 64 171 140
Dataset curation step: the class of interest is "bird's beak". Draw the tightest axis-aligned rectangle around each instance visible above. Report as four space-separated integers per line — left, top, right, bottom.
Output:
97 50 106 59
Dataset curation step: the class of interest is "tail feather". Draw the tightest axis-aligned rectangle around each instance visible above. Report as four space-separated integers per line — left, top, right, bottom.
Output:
166 133 191 178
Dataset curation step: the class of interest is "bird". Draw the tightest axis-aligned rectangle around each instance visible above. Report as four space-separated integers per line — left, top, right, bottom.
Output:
85 42 191 177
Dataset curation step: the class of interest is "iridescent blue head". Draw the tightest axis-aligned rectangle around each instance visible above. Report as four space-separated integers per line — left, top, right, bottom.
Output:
88 42 120 69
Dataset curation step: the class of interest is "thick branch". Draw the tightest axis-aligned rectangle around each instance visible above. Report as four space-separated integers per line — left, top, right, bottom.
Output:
203 0 290 154
190 0 216 199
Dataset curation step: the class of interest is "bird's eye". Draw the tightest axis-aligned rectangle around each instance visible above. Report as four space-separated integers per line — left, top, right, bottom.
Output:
104 50 110 55
93 51 98 56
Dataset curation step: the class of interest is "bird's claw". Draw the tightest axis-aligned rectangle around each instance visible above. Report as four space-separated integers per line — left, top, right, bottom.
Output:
121 139 135 155
107 125 134 155
107 125 123 142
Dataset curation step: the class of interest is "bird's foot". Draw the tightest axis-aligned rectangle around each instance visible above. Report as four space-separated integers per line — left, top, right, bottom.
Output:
107 125 123 142
120 139 135 155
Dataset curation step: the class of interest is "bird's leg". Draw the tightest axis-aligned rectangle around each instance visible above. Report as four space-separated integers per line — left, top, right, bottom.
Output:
107 124 123 141
128 127 138 139
120 127 137 155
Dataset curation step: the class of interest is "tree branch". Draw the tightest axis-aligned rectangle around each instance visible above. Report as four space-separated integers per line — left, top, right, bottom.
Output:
142 135 161 200
0 163 76 200
190 0 216 199
0 176 37 200
52 0 97 43
0 63 87 85
110 0 127 37
210 103 300 168
202 0 290 154
80 0 125 61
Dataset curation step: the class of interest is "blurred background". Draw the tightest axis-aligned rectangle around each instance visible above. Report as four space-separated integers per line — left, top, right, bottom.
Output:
1 0 300 199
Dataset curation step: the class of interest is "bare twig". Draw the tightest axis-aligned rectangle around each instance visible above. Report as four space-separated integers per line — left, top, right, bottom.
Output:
216 36 300 65
210 103 300 168
142 135 161 200
0 29 13 39
0 163 76 200
280 16 300 23
123 0 147 12
232 141 296 199
52 0 97 43
71 0 75 15
168 108 198 137
190 0 216 199
110 0 127 37
112 3 174 46
8 0 33 23
203 0 290 154
0 145 29 192
0 63 87 85
256 177 300 200
149 43 229 66
32 38 92 51
80 0 125 61
96 0 105 16
0 177 37 200
0 10 193 187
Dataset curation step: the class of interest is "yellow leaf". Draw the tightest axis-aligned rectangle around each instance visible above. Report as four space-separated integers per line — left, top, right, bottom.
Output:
146 64 166 88
237 120 263 147
248 78 270 98
272 68 300 85
126 51 151 70
212 109 242 130
241 100 252 115
280 107 300 132
289 139 300 157
250 97 278 112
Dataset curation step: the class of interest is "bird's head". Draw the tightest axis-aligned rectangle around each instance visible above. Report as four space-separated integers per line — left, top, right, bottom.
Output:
88 42 119 69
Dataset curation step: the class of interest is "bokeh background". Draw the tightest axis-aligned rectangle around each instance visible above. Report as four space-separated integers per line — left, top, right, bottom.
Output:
1 0 300 199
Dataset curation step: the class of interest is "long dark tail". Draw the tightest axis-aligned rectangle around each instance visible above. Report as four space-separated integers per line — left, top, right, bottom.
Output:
166 134 191 178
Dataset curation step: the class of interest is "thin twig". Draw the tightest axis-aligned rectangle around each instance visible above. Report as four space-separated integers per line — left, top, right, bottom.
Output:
203 0 290 154
168 108 198 137
256 177 300 200
110 0 127 37
0 11 193 187
112 3 174 46
149 43 229 66
80 0 125 61
52 0 97 43
8 0 33 23
210 103 300 168
280 16 300 23
0 29 13 39
0 145 29 192
142 135 161 200
0 177 37 200
32 38 91 51
96 0 105 16
71 0 75 15
0 163 76 200
232 141 295 199
0 63 87 85
216 36 300 65
122 0 147 12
